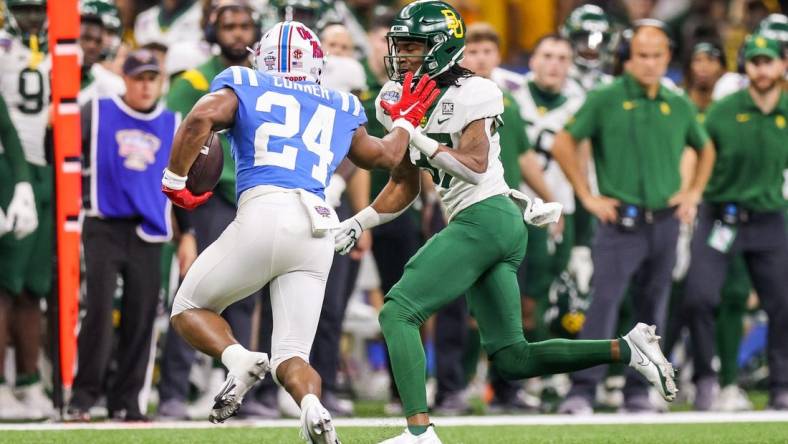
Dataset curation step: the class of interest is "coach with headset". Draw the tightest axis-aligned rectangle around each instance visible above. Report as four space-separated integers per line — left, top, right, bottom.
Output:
552 20 716 413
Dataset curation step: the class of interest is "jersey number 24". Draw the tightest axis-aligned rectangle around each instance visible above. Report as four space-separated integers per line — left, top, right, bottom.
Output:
254 91 335 187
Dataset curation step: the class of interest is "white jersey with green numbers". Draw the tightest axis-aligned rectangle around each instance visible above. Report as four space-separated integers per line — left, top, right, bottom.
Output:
515 74 584 213
376 75 510 220
0 30 51 166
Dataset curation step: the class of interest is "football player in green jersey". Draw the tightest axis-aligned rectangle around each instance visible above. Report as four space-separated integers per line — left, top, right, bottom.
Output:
335 2 677 442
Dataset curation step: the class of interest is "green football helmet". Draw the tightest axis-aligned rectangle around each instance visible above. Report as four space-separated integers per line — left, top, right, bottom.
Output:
4 0 47 48
384 0 465 82
561 4 613 70
756 13 788 59
80 0 121 34
544 272 590 339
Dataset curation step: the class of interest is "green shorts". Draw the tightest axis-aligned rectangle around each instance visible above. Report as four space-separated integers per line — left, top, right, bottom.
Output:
0 162 53 297
386 194 529 354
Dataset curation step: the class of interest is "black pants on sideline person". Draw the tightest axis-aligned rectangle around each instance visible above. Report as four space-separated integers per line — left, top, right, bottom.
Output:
311 200 361 398
70 217 163 417
682 205 788 400
567 213 680 405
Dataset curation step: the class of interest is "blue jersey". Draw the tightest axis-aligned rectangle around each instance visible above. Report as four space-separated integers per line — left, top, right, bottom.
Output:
210 67 367 200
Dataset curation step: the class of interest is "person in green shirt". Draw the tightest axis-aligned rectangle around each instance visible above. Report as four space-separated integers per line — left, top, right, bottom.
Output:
157 2 278 421
553 23 716 414
681 34 788 411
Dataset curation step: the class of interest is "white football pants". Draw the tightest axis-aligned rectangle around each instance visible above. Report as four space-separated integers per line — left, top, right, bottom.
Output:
171 185 334 375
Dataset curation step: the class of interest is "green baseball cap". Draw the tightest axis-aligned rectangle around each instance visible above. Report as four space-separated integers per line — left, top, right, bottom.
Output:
744 33 780 60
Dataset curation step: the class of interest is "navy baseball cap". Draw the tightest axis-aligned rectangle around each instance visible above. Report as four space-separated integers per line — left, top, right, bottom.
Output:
122 49 161 76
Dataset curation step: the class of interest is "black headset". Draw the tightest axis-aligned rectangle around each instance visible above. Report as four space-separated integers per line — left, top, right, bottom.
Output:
616 18 675 63
204 2 262 45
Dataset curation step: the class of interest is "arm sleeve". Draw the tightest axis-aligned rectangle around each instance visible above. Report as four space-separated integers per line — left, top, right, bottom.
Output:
0 95 31 182
564 90 602 141
685 100 710 150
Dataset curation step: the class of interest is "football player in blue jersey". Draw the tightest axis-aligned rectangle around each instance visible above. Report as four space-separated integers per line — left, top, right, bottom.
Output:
161 20 438 443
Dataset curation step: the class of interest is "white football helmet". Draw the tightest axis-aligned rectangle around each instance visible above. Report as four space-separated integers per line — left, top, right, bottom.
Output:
254 20 325 83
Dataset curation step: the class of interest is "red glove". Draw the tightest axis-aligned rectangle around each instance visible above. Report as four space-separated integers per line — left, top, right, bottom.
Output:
162 185 212 210
381 72 441 128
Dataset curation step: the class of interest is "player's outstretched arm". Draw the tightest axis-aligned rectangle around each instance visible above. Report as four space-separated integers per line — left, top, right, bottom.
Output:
348 72 440 170
162 88 238 210
334 153 420 255
409 118 491 185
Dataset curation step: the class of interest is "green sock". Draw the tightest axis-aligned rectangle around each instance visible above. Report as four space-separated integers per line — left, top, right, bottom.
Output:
15 372 40 387
408 425 429 436
617 338 632 364
491 339 619 380
380 300 429 418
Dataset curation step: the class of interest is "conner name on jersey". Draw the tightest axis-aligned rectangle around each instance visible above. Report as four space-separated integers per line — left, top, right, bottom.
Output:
272 75 330 101
210 66 367 201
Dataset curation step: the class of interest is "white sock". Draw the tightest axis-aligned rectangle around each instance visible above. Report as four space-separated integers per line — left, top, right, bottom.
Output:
300 393 320 411
221 343 250 374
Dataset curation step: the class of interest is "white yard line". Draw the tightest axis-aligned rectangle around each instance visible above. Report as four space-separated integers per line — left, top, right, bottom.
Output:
2 411 788 431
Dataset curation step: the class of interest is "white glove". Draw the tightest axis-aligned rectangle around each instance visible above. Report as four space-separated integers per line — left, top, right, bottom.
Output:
334 217 363 255
568 246 593 294
0 207 9 238
524 198 563 227
6 182 38 239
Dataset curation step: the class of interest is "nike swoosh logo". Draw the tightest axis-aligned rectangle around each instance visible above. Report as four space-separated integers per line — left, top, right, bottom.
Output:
633 347 650 367
398 102 418 117
437 117 450 124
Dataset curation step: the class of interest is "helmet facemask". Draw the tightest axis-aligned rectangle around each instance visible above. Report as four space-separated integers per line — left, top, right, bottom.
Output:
571 30 611 71
384 32 462 83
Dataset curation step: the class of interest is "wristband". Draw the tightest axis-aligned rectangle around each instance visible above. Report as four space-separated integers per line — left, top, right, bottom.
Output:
391 119 416 139
162 168 187 190
410 131 440 158
354 206 381 231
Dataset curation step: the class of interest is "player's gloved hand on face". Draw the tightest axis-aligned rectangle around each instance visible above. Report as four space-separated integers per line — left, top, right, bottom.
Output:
6 182 38 239
381 71 441 129
334 217 363 255
161 168 212 211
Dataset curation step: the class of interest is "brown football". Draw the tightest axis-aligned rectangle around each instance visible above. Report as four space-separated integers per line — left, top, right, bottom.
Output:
186 132 224 195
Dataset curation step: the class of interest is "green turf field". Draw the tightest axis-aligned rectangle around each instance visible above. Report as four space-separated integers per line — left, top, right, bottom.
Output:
4 423 788 444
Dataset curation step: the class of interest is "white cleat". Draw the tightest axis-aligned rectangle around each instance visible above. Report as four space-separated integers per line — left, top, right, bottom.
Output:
0 384 28 420
714 385 753 412
379 425 442 444
300 398 340 444
622 323 678 402
15 382 54 419
209 352 270 423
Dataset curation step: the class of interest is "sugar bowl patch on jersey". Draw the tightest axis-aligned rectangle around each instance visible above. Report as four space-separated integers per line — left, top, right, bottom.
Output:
375 75 510 219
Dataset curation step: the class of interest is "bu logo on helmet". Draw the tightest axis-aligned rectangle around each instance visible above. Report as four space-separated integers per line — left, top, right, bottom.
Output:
441 9 464 38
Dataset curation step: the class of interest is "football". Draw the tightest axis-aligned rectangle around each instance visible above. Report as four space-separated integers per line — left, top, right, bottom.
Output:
186 131 224 196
